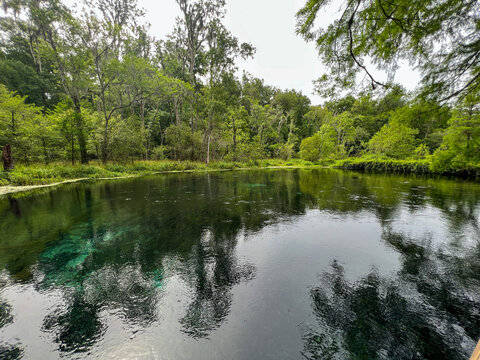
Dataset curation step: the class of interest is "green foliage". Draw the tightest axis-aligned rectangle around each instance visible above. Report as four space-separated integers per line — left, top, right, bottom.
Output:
0 84 44 164
164 123 203 161
431 96 480 171
413 144 430 159
299 135 320 162
335 158 431 174
296 0 480 101
271 142 295 160
0 0 479 181
299 116 355 162
109 117 145 163
368 120 418 159
151 146 168 160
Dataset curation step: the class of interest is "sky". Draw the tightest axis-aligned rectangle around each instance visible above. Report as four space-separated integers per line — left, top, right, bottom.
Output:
69 0 421 105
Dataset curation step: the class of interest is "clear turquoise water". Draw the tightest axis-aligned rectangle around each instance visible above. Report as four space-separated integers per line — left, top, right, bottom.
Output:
0 169 479 359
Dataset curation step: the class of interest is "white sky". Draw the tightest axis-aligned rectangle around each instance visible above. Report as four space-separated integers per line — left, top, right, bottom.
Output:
67 0 421 105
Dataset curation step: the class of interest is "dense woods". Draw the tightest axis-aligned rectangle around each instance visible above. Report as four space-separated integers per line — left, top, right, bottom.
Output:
0 0 479 176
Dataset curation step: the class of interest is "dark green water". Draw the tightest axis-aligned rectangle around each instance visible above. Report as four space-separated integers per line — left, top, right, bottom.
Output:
0 169 479 359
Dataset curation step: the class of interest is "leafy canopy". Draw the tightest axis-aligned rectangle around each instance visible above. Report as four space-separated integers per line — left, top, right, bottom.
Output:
296 0 480 102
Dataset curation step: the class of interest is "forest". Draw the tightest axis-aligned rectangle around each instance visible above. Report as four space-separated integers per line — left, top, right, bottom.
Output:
0 0 479 185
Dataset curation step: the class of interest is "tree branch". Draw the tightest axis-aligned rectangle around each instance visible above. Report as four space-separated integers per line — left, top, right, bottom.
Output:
348 0 386 89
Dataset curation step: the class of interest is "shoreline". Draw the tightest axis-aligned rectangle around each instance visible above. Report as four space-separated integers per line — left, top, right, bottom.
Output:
0 166 319 197
1 160 479 197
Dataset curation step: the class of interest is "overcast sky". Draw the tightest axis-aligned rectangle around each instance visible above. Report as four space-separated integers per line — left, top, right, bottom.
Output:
70 0 421 105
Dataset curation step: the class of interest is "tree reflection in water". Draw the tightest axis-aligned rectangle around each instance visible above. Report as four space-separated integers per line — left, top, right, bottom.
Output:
0 171 307 353
180 230 256 338
0 169 479 357
303 230 480 360
0 300 23 359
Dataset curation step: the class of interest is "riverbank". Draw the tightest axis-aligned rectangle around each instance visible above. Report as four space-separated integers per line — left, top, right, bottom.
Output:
0 159 321 196
334 158 480 177
1 157 479 196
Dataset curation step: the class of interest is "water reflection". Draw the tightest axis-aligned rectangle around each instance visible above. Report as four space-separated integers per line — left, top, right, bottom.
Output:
0 169 479 358
0 299 23 359
303 228 480 360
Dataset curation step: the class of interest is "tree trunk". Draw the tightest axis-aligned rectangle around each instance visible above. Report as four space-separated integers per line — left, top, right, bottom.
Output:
71 133 75 165
232 116 237 162
102 119 109 163
206 134 211 164
173 97 181 126
2 144 14 171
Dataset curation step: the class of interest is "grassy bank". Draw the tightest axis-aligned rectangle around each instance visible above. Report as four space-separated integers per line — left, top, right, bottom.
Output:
1 157 479 189
0 159 317 187
333 157 480 177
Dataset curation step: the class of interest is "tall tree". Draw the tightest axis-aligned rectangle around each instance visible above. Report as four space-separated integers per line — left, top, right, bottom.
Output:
0 0 92 163
80 0 144 162
0 84 40 167
174 0 226 87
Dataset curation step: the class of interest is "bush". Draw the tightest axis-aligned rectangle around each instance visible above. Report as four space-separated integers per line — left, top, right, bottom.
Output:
105 164 127 173
151 146 168 160
368 120 418 158
271 143 295 160
413 144 430 159
299 136 320 162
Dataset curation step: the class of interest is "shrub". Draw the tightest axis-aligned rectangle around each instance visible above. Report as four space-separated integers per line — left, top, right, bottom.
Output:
368 120 418 158
151 146 168 160
299 136 320 162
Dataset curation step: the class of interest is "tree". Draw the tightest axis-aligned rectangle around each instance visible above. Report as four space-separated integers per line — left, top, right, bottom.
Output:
432 95 480 169
0 84 40 167
388 101 450 144
47 9 92 164
79 0 146 162
299 124 337 161
55 102 79 165
299 135 320 162
368 119 418 158
174 0 226 88
302 106 333 138
0 0 62 108
203 21 254 163
272 90 311 143
296 0 480 102
0 0 93 163
329 112 357 157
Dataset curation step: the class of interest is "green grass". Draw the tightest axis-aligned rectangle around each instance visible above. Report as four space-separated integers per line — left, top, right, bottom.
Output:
333 157 431 174
333 156 480 177
4 157 477 187
0 159 320 186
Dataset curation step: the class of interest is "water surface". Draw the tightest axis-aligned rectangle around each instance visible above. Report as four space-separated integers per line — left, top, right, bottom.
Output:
1 169 479 359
